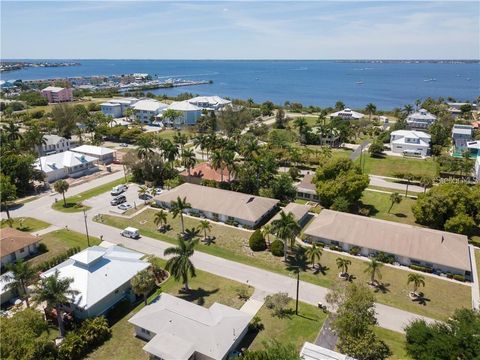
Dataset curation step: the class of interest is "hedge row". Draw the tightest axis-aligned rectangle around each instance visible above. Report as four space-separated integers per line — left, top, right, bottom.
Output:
35 247 81 272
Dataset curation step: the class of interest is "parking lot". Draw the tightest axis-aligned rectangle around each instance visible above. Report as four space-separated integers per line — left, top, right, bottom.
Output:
83 183 146 215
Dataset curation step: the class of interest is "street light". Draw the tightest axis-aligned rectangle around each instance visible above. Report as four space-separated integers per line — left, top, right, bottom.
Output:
83 208 90 247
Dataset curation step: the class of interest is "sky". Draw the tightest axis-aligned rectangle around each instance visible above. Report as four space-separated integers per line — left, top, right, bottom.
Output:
1 1 479 59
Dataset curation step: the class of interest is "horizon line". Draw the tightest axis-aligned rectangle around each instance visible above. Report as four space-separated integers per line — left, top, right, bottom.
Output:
2 58 480 62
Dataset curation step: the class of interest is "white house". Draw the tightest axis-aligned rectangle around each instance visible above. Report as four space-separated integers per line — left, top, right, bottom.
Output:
328 108 364 120
447 102 478 118
101 97 138 118
300 342 356 360
35 151 98 182
390 130 431 157
163 100 202 126
37 134 71 156
128 293 253 360
71 145 115 164
406 108 436 129
132 99 168 124
451 124 474 152
0 272 16 305
41 245 149 319
188 95 232 111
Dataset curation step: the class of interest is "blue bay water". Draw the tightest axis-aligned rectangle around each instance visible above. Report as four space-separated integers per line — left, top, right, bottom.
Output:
2 60 479 109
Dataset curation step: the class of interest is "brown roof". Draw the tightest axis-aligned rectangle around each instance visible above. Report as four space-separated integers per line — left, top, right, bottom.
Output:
1 228 40 256
304 209 470 272
180 162 233 183
269 203 311 224
296 174 316 193
155 183 279 223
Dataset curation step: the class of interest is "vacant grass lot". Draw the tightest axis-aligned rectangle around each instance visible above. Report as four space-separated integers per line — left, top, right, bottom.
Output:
374 327 410 360
360 190 418 226
98 209 470 321
359 155 439 178
52 177 128 213
1 217 50 232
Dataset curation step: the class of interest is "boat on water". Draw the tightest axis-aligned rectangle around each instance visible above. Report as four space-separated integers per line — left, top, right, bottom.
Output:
423 78 437 82
356 81 364 85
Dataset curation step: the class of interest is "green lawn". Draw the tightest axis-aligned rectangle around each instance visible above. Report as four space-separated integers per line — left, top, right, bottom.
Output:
1 217 50 232
374 327 410 360
476 250 480 295
87 261 253 360
28 229 101 267
97 209 471 321
358 155 439 178
52 177 128 213
360 190 418 226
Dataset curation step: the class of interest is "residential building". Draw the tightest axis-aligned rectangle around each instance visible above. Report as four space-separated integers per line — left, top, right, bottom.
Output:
295 173 319 202
1 228 41 267
128 293 253 360
406 108 436 129
475 157 480 182
389 130 431 157
451 124 474 152
35 151 98 182
72 145 115 164
101 97 139 118
180 162 233 185
132 99 168 124
155 183 279 229
303 210 472 279
40 86 73 103
268 202 311 226
188 95 232 111
41 245 149 319
447 102 478 118
328 108 364 120
165 100 202 126
300 342 356 360
36 134 71 156
466 140 480 158
0 271 15 305
311 127 341 147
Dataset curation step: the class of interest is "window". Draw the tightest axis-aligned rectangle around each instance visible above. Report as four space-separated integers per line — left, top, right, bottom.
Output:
19 247 25 253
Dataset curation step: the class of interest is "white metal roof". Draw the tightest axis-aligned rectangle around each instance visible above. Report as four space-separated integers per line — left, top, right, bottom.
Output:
132 99 168 112
391 130 431 139
168 101 201 112
35 151 97 173
300 342 356 360
452 124 473 136
467 141 480 150
188 96 231 106
407 109 437 121
43 134 68 146
72 145 115 156
328 108 364 119
41 86 64 92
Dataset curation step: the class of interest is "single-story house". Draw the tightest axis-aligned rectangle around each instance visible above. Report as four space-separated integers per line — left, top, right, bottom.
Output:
71 145 116 164
1 228 41 267
36 134 71 156
406 109 436 129
188 95 232 111
390 130 431 157
303 210 472 279
295 174 319 202
328 108 364 120
129 293 253 360
269 202 311 227
35 151 98 182
180 162 234 185
41 245 149 319
451 124 474 152
300 342 356 360
0 271 16 305
154 183 279 229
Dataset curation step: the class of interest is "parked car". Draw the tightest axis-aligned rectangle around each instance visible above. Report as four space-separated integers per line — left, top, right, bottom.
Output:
119 143 129 147
110 195 126 206
111 184 128 196
139 193 152 201
121 227 140 239
152 187 163 195
118 203 132 211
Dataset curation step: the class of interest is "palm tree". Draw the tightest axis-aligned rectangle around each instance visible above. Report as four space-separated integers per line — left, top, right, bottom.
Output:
223 150 236 182
160 139 179 169
198 220 212 243
24 125 46 155
173 132 189 155
271 211 301 262
154 210 168 231
53 179 69 207
388 192 402 213
131 269 156 305
419 176 433 193
305 244 322 270
3 121 22 143
3 260 36 308
32 270 78 337
0 174 17 220
210 150 225 182
138 185 150 204
402 104 414 116
407 273 425 296
260 224 272 247
193 134 206 160
404 173 414 197
164 236 198 291
183 227 200 241
136 136 154 159
181 148 197 179
294 117 308 142
364 259 383 285
365 103 377 120
336 258 351 278
170 196 191 234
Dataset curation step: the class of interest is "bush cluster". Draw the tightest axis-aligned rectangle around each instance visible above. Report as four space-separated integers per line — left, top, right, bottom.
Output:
35 247 81 272
270 240 284 257
409 264 433 273
249 229 267 251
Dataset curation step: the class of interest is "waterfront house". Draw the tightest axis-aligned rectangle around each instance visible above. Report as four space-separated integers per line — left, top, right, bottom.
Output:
295 173 319 202
71 145 115 164
132 99 168 124
451 124 474 153
389 130 431 157
41 245 149 319
128 293 252 360
1 228 41 268
164 100 202 126
154 183 279 229
40 86 73 103
406 108 436 129
303 209 472 279
328 108 364 120
188 95 232 111
101 97 139 118
180 162 233 184
447 102 478 118
36 134 71 156
35 151 98 182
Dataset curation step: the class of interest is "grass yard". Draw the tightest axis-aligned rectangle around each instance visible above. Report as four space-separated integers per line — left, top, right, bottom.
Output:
359 155 439 178
1 217 50 232
360 190 418 226
87 261 253 360
25 98 110 114
28 229 101 266
52 177 128 213
97 209 470 321
156 129 197 141
374 327 410 360
476 250 480 295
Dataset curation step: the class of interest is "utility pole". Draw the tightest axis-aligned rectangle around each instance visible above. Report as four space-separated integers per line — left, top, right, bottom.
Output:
83 209 90 247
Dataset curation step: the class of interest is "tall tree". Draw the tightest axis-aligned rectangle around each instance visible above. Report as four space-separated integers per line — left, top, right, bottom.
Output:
336 258 352 277
365 103 377 120
136 135 154 159
260 224 272 247
170 196 191 233
3 260 36 308
164 236 198 291
305 243 323 269
271 211 301 262
181 148 197 179
198 220 212 243
0 174 17 219
2 120 23 143
210 150 225 182
131 269 156 305
407 273 425 296
53 179 69 207
154 209 168 231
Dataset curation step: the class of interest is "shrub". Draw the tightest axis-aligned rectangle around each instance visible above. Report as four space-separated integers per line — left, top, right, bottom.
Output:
374 252 395 264
409 264 433 273
349 246 361 256
249 229 267 251
453 274 465 282
270 240 284 257
249 316 264 332
37 243 48 253
264 292 291 317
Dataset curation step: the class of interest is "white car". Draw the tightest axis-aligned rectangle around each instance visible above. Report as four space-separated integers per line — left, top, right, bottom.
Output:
121 227 140 239
111 184 128 196
118 203 133 211
153 187 163 195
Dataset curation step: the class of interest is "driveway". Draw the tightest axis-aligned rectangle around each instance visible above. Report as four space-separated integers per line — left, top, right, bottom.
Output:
350 140 370 161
